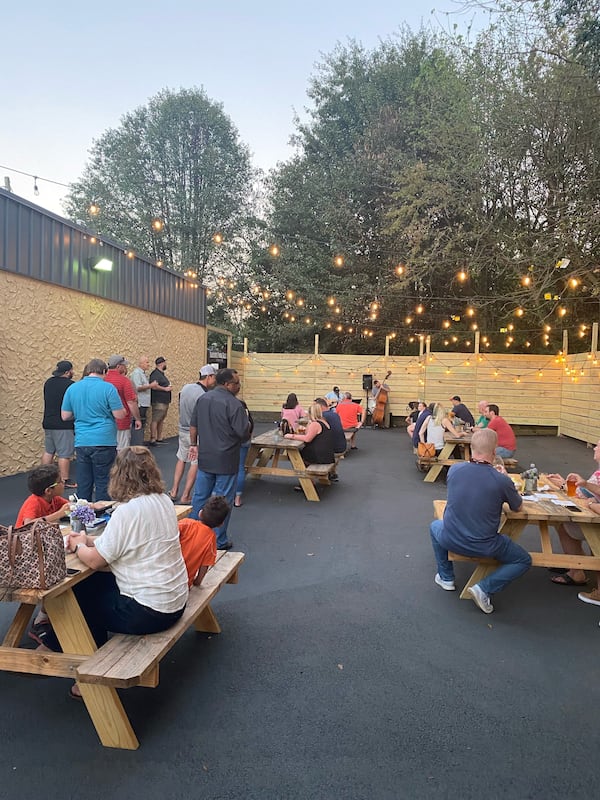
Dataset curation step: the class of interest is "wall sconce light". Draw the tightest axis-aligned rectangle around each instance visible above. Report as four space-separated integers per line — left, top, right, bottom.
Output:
93 258 113 272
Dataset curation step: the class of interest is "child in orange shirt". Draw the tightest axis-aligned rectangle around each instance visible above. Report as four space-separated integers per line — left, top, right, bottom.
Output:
16 465 70 645
16 465 70 527
178 496 230 586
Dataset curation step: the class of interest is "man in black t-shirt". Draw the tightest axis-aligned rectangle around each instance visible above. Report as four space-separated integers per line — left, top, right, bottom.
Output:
41 360 76 487
149 356 173 445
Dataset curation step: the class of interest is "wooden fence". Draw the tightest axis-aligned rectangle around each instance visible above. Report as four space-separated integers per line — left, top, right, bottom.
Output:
231 345 600 446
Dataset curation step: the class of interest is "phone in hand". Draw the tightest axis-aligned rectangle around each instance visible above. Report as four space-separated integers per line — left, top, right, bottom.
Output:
578 487 597 500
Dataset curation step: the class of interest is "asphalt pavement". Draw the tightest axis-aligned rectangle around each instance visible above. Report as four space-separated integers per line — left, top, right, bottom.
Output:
0 428 599 799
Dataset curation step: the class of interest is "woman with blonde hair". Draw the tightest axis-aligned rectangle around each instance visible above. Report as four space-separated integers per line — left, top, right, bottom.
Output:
285 402 335 466
420 402 462 453
40 447 189 697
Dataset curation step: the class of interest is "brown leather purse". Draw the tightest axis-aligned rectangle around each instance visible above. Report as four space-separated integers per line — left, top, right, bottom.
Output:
417 442 436 458
0 520 67 589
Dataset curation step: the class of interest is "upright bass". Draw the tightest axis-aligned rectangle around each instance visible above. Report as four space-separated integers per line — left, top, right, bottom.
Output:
372 370 392 426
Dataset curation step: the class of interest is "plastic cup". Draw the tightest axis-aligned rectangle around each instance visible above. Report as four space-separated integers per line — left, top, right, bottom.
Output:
566 479 577 497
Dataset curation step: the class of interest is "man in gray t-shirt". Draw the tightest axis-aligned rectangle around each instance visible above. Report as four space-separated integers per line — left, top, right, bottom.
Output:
188 368 250 549
129 355 156 445
168 365 217 503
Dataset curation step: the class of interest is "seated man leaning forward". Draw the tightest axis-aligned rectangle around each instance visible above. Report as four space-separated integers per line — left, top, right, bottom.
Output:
335 392 363 449
429 428 531 614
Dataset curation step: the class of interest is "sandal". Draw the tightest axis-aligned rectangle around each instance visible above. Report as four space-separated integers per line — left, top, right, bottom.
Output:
550 574 588 586
234 497 242 507
69 685 84 702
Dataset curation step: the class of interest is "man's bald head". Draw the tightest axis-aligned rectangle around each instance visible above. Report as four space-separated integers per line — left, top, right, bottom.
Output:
471 428 497 461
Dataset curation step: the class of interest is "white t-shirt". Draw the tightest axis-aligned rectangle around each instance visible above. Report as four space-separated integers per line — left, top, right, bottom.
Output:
95 493 189 613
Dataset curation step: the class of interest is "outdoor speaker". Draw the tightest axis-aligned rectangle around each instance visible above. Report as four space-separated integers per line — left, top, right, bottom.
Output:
362 374 373 391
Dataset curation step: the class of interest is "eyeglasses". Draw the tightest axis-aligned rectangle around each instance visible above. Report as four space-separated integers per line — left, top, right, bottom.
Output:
47 479 64 489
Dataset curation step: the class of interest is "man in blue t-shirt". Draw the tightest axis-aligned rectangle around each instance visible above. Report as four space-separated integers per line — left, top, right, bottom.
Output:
61 358 125 501
429 428 530 614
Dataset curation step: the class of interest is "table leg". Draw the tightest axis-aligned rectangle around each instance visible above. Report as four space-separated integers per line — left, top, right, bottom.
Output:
458 519 528 600
288 450 320 501
45 589 139 750
2 603 35 647
424 443 454 483
579 523 600 557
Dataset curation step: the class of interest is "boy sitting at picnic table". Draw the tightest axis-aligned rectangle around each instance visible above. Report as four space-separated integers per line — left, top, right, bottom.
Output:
16 465 70 527
178 495 229 586
16 465 71 645
429 428 531 614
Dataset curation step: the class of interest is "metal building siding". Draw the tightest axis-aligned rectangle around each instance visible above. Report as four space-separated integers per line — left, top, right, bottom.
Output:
0 189 205 325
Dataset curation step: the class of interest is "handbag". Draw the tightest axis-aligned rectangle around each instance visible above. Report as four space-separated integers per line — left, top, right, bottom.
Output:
0 519 67 590
417 442 436 458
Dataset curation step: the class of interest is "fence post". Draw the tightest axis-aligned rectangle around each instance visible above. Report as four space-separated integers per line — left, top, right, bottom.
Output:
474 331 480 355
592 323 598 357
562 331 569 357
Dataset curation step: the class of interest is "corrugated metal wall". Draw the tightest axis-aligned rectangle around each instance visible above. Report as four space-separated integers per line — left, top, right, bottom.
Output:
0 189 206 325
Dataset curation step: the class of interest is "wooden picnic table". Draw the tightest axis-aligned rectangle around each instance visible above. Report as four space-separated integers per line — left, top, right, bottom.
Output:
0 503 242 750
423 431 473 483
245 429 334 502
433 489 600 603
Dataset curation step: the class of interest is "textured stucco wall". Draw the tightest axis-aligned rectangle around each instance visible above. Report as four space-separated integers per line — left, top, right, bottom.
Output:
0 271 207 476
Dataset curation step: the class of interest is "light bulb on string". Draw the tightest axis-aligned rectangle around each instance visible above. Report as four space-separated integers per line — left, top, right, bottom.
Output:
333 255 344 268
212 232 223 244
269 244 280 257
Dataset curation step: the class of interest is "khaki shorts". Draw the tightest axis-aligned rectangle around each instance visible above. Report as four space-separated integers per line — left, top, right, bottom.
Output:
176 429 198 464
44 429 75 459
151 402 170 423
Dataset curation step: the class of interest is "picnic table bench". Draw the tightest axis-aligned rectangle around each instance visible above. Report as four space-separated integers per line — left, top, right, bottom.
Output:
77 549 243 690
0 506 244 749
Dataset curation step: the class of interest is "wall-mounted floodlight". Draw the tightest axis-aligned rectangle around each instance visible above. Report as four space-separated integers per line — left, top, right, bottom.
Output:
93 258 113 272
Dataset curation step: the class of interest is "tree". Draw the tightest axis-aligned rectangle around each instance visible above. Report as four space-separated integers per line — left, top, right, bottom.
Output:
64 88 255 292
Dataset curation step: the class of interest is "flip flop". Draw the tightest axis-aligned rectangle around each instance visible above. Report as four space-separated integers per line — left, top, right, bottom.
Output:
550 574 588 586
69 686 84 702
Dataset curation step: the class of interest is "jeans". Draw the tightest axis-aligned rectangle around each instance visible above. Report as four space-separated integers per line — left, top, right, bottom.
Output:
236 442 250 497
191 470 237 547
496 446 515 458
43 572 184 650
75 445 117 501
430 519 531 594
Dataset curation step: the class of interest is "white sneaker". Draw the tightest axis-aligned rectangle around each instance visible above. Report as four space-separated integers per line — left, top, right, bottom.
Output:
467 584 494 614
435 573 455 591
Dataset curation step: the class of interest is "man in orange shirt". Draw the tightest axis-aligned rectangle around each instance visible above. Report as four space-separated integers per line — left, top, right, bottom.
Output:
335 392 363 450
178 496 229 586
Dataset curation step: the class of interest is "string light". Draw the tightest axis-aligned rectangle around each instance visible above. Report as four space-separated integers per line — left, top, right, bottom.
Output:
151 218 164 232
212 233 223 244
333 255 344 267
269 244 280 257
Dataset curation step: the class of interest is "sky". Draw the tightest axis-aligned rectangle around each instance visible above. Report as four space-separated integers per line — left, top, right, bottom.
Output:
1 1 483 216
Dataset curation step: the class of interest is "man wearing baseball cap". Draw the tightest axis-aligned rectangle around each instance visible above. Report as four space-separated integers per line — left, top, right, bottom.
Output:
41 359 76 488
104 355 142 450
168 365 217 502
149 356 173 444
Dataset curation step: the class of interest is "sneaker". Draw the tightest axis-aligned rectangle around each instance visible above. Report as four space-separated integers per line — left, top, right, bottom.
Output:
434 573 455 591
218 541 233 551
328 473 339 482
467 584 494 614
578 588 600 606
28 621 53 645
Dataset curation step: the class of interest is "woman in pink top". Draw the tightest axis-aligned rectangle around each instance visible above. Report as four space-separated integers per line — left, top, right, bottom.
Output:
281 393 306 429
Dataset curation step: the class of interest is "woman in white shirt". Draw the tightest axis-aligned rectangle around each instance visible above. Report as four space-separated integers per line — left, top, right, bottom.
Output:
42 447 188 682
419 402 459 452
